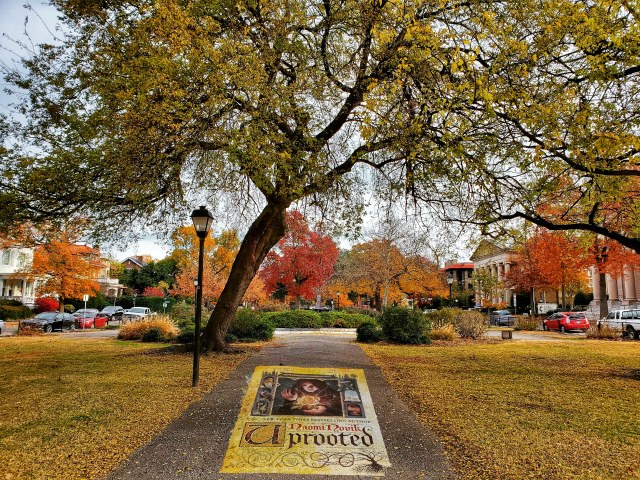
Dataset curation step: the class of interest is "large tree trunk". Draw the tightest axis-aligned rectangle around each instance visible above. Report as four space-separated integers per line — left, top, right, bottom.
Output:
598 272 608 319
203 202 288 352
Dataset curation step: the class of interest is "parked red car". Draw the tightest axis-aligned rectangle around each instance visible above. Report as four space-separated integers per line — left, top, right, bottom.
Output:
543 312 590 333
75 312 108 329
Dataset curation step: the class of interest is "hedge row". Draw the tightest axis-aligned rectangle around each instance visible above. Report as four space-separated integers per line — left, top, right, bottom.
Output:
171 309 376 345
0 305 34 320
356 307 432 344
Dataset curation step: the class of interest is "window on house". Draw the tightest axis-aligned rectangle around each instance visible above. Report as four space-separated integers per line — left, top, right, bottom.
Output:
2 250 11 265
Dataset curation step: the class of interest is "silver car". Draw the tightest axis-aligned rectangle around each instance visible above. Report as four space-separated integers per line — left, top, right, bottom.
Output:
489 309 515 326
0 319 4 334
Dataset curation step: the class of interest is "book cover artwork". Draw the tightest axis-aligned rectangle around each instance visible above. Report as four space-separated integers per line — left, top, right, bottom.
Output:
221 366 390 476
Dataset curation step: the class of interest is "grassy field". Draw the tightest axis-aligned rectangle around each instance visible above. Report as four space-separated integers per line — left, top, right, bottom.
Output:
0 336 254 480
362 339 640 480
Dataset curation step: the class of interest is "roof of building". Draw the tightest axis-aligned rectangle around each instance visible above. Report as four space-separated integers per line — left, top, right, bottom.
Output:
470 239 513 261
123 257 145 267
444 262 474 270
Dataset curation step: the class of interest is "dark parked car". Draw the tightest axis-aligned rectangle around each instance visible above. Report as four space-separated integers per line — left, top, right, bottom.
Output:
99 306 125 321
543 312 590 332
21 312 76 332
489 309 515 326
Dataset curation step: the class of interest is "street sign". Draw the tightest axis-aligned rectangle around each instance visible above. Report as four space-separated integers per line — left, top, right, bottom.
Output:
82 294 89 302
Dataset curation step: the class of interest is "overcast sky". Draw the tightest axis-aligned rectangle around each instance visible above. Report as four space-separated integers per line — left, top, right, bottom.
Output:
0 1 60 114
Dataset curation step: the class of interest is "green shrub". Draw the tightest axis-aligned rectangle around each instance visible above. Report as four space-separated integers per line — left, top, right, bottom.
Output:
228 308 275 341
319 311 372 328
0 305 34 320
379 306 431 344
341 306 380 318
356 321 383 343
263 310 324 328
176 327 195 344
0 299 23 307
171 301 194 323
453 310 487 339
141 327 163 342
514 316 540 331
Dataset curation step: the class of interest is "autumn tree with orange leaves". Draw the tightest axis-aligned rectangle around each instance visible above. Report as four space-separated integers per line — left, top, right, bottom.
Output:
326 240 447 311
259 211 338 309
31 234 101 312
507 230 588 311
584 236 640 318
170 227 242 306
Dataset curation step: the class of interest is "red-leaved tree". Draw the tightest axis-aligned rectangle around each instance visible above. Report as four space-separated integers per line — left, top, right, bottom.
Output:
35 297 59 313
143 286 165 297
259 211 338 308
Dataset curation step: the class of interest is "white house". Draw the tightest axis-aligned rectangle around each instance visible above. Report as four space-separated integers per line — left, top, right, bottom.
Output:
0 247 38 306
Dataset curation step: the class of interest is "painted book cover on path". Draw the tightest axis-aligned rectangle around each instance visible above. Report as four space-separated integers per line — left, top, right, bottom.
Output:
221 366 390 476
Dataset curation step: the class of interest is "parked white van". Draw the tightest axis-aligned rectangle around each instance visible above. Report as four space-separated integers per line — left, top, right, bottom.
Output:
599 309 640 339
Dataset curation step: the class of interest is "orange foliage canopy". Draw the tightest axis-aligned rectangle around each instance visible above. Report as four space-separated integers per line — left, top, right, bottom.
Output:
170 226 267 306
326 240 447 309
586 237 640 278
507 230 588 293
31 233 101 311
170 227 239 304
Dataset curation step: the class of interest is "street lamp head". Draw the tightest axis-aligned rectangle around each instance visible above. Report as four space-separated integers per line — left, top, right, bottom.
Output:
446 272 454 285
191 205 214 238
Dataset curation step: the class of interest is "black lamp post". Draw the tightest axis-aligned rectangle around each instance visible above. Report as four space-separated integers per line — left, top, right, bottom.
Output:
336 291 340 310
447 272 454 307
191 205 214 387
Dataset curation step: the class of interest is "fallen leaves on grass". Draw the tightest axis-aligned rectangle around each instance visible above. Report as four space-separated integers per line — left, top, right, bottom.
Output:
362 340 640 480
0 337 257 479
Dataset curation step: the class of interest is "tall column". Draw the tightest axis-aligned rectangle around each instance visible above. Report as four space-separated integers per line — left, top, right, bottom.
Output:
592 267 600 300
634 267 640 306
624 265 636 302
607 274 619 302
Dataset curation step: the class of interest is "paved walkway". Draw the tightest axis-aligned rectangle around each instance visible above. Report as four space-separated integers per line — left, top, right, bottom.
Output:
108 333 455 479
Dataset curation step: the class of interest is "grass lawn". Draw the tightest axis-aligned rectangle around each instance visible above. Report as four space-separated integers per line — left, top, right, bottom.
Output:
0 336 255 480
362 339 640 480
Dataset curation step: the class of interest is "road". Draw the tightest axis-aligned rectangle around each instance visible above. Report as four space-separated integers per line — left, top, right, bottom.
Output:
1 323 587 342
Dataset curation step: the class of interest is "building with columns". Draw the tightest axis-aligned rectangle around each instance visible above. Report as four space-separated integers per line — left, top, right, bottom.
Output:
590 265 640 316
470 240 515 307
470 240 559 311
